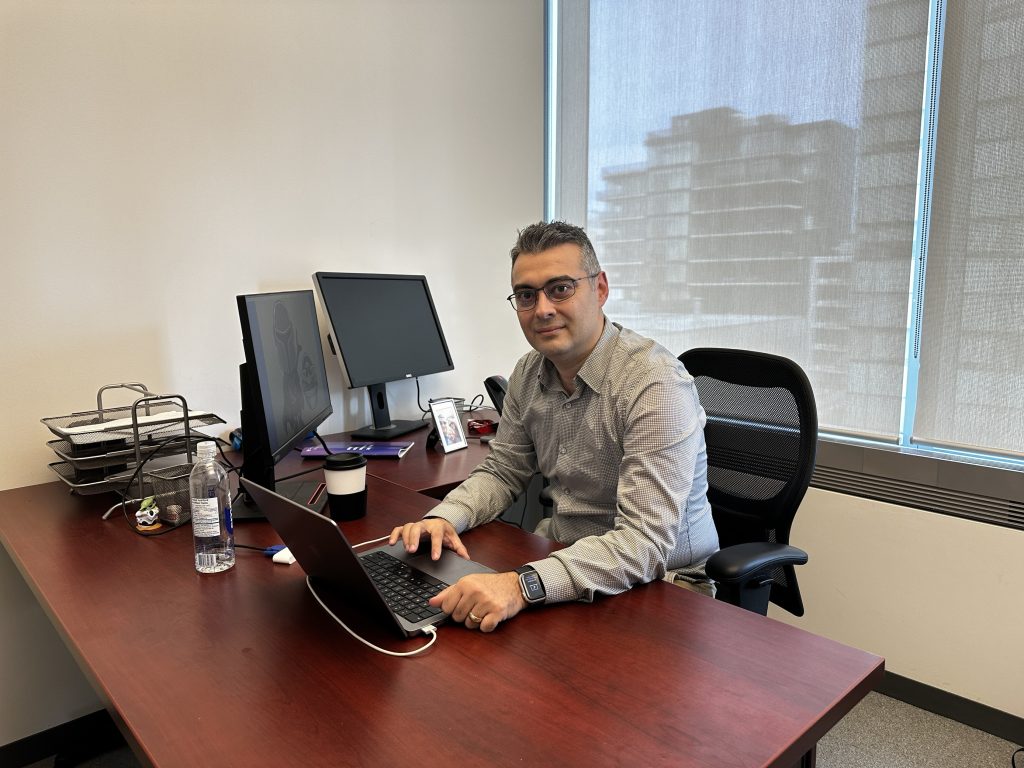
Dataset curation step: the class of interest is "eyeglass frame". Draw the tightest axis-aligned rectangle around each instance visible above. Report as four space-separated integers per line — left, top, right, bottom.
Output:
506 272 602 312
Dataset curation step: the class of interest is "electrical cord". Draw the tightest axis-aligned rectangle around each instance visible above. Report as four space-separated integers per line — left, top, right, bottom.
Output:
305 575 438 657
240 529 437 656
116 433 187 499
116 433 199 537
351 535 390 549
415 377 488 415
415 377 431 415
313 431 334 455
117 432 235 537
236 543 289 556
304 533 438 657
214 437 240 474
1012 747 1023 767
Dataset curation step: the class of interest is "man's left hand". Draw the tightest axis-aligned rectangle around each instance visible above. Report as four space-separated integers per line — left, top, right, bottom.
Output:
428 571 528 633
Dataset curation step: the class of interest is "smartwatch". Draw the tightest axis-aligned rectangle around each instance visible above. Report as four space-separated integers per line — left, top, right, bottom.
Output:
515 565 546 605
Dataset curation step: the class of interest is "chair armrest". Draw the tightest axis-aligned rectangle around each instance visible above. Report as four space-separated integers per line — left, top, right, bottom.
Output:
706 542 808 584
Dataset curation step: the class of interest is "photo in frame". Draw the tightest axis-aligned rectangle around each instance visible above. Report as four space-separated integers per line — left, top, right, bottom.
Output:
428 398 468 453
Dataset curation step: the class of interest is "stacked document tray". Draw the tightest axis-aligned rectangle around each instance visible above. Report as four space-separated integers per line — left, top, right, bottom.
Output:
41 384 225 496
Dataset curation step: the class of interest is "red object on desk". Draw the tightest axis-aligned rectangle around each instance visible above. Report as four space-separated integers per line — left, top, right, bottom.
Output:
467 418 496 435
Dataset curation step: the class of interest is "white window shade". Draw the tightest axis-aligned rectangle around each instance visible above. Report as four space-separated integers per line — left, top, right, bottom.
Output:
913 2 1024 458
553 0 929 443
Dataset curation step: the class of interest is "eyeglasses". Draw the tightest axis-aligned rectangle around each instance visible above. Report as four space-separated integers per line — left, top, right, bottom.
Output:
506 273 600 312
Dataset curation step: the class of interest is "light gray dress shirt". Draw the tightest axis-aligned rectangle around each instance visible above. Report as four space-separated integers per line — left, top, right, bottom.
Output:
429 320 719 603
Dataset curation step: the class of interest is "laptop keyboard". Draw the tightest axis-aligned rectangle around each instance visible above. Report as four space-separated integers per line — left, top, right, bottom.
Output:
361 550 449 624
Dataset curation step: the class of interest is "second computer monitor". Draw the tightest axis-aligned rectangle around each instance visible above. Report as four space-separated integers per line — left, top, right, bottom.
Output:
237 289 333 510
314 272 454 440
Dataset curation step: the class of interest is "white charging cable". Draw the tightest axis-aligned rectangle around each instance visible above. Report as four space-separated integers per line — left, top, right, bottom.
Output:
305 576 438 656
351 534 390 549
305 533 439 657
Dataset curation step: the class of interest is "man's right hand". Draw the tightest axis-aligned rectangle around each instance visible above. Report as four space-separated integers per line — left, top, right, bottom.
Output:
388 517 470 561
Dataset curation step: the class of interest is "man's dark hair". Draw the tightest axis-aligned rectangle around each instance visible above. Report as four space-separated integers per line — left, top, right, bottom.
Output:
510 221 601 274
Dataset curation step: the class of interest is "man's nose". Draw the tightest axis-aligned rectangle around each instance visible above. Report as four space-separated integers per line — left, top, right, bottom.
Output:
533 291 557 317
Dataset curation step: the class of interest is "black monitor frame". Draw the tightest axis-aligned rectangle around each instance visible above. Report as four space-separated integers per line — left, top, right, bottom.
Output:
237 290 333 511
313 272 454 440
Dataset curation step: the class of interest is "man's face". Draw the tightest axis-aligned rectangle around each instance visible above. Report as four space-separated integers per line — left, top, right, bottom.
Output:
511 243 608 376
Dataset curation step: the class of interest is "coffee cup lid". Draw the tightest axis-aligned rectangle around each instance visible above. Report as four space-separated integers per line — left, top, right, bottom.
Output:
324 453 368 470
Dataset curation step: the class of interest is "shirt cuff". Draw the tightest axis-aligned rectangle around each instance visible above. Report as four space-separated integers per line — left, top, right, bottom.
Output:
424 504 473 534
529 557 578 604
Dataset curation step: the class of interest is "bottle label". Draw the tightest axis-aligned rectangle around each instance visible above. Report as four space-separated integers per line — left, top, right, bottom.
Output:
192 497 221 538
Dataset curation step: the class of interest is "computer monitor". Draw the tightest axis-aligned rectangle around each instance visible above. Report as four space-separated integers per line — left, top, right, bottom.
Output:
237 290 333 511
313 272 454 440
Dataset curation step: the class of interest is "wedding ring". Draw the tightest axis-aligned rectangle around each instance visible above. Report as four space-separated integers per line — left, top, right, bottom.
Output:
468 612 483 624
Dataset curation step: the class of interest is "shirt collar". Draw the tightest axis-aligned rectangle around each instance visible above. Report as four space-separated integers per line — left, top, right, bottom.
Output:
537 319 620 395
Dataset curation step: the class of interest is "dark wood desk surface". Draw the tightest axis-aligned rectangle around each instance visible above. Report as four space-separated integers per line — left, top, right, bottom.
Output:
313 420 495 499
0 464 883 767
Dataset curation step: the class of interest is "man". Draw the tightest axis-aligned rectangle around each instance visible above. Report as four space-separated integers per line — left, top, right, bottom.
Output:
389 221 718 632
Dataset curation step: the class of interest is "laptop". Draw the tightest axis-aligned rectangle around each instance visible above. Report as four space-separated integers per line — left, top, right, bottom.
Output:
239 478 494 637
234 479 327 521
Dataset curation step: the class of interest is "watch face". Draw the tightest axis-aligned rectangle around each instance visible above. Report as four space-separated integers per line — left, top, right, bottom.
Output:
520 571 545 602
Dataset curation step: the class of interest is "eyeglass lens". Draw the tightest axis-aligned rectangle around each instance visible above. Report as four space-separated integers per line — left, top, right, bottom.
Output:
512 279 578 310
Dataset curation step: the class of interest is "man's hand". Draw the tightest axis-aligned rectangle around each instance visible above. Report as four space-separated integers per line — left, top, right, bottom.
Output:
388 518 469 561
429 572 528 633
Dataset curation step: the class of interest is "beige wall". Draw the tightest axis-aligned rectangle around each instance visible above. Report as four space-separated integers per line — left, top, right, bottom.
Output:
772 487 1024 721
0 0 543 746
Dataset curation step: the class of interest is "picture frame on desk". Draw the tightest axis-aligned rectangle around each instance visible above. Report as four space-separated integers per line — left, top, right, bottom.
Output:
428 398 468 453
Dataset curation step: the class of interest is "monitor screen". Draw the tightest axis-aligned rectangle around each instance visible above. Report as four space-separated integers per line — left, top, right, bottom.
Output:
314 272 454 439
237 290 332 509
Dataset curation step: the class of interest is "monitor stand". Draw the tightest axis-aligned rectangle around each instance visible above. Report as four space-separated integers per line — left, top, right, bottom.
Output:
353 382 429 440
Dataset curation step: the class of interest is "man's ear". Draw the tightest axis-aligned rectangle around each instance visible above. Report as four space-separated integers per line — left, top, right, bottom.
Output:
595 271 609 307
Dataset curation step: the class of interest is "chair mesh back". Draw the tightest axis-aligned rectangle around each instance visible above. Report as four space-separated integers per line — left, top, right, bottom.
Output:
681 348 817 616
696 378 801 508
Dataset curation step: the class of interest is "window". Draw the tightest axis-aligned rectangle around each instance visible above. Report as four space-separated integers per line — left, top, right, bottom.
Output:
549 0 1024 528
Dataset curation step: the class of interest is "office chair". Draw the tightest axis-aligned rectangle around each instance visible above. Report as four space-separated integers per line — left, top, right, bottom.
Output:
679 348 816 617
484 375 508 415
483 375 556 518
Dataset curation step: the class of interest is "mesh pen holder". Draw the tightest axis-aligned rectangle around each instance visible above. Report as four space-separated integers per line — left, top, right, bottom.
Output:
145 463 193 527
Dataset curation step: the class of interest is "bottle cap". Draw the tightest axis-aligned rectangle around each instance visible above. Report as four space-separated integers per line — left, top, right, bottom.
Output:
324 453 367 471
196 440 217 459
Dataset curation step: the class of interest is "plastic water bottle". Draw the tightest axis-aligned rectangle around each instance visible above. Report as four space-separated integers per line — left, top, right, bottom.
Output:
189 440 235 574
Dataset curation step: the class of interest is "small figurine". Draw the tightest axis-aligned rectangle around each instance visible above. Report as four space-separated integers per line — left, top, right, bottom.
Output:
136 496 161 529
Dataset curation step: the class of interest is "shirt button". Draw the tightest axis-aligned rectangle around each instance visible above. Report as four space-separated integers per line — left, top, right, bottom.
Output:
559 447 567 455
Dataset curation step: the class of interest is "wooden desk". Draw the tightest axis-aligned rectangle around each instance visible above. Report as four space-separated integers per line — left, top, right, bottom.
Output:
311 421 495 500
0 469 883 767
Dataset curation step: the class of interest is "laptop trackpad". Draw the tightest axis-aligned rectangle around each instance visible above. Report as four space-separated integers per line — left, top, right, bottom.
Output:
379 543 495 583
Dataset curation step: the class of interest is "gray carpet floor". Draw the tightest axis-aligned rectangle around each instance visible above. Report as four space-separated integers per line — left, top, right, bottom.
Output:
817 693 1020 768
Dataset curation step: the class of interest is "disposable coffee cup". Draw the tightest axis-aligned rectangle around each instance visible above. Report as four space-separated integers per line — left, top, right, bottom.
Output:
323 453 368 521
